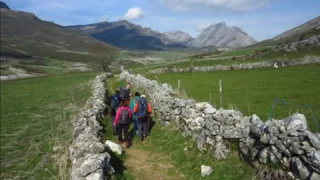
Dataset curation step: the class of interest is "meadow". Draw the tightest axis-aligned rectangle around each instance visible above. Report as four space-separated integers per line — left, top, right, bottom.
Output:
146 64 320 133
0 72 97 179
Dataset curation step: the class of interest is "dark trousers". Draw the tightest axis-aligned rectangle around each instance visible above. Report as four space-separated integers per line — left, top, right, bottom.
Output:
117 124 129 142
138 117 149 140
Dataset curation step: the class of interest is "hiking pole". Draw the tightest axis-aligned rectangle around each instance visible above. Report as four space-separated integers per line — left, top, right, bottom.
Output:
148 117 150 135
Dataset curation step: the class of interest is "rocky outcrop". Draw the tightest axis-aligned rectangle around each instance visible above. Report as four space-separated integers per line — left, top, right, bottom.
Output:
273 35 320 52
0 66 40 81
69 73 114 180
149 56 320 74
119 71 320 180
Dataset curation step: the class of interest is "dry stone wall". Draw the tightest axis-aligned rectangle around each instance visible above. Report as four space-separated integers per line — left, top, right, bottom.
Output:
119 71 320 180
69 73 114 180
149 56 320 74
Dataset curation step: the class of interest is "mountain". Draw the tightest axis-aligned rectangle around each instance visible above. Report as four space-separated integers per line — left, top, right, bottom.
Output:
253 16 320 47
163 31 193 45
66 21 186 50
0 8 116 61
0 1 10 9
189 22 257 49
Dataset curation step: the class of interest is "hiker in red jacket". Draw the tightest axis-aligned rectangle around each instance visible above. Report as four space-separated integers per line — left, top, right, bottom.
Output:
133 95 152 141
113 100 132 148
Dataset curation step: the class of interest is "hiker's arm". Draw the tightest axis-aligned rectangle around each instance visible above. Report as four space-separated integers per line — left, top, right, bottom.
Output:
147 103 152 114
128 108 132 119
133 103 138 113
113 109 120 125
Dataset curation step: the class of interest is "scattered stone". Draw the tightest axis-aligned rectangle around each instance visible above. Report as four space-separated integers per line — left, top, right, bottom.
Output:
105 140 122 155
201 165 213 177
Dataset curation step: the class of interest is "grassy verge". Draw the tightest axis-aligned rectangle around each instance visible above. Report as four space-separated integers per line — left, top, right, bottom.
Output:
146 64 320 132
0 72 97 179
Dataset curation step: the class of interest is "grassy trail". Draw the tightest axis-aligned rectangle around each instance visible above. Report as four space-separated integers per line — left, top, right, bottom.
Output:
105 77 255 180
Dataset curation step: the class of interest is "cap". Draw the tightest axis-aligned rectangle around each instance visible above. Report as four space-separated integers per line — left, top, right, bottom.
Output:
141 95 146 98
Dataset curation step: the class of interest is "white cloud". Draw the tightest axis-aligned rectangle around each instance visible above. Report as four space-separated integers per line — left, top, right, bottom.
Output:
160 0 273 12
123 7 144 20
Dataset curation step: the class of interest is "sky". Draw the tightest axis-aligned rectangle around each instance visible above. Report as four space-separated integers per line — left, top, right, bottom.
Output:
4 0 320 41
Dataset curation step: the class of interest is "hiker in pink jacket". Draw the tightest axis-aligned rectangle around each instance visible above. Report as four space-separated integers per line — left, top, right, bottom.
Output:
113 100 132 148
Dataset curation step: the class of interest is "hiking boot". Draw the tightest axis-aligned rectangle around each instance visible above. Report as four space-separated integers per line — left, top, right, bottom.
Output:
125 142 130 148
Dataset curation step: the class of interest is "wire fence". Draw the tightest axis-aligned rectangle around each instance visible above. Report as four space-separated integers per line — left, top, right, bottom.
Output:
268 98 319 133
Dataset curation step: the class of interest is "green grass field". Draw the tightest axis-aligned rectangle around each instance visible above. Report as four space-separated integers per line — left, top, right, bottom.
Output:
0 72 97 179
147 64 320 132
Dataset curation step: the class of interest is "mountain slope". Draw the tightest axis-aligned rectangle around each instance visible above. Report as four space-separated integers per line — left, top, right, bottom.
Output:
0 8 116 61
189 22 257 49
252 16 320 47
0 1 10 9
163 31 193 45
66 21 186 50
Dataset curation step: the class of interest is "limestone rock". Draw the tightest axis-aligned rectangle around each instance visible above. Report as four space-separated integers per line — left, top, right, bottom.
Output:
105 140 122 155
201 165 213 177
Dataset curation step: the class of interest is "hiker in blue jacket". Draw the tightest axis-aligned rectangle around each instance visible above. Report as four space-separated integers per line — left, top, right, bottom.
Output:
130 92 140 135
109 88 120 135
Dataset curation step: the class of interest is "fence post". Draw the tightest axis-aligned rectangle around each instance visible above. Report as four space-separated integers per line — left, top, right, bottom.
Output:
219 80 223 109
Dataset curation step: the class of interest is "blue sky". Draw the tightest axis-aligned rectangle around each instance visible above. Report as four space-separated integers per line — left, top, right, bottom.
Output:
4 0 320 41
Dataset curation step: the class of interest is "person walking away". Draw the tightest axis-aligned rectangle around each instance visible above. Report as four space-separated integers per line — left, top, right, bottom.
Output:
130 92 140 135
119 82 131 101
133 95 152 141
109 88 120 135
113 100 132 148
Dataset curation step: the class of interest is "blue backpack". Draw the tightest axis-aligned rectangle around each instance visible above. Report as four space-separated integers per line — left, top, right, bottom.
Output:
137 98 148 118
111 95 119 110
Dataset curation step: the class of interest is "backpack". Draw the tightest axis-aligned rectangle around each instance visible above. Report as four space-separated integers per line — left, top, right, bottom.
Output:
110 95 119 110
119 88 130 100
119 108 130 124
137 98 148 118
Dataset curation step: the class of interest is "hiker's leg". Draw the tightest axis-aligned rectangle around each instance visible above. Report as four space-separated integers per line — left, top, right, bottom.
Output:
117 124 123 143
138 123 143 140
143 122 148 137
133 116 138 132
123 124 129 142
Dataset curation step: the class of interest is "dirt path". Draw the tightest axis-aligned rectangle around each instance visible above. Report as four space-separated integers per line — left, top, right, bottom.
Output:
123 142 183 180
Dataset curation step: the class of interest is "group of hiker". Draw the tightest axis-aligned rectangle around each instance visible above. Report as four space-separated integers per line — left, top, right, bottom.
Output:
109 82 152 148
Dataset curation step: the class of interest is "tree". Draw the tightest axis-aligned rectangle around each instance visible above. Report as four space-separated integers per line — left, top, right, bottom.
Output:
89 43 117 72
